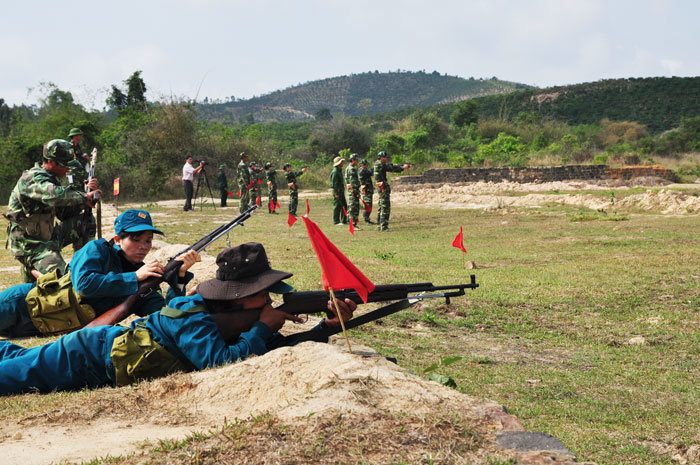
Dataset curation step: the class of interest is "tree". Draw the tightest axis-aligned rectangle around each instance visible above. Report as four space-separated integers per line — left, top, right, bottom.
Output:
315 107 332 121
106 71 147 113
451 100 478 128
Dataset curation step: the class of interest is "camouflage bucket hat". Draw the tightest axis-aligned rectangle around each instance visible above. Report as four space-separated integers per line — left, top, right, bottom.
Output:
349 153 358 161
68 128 84 138
43 139 74 167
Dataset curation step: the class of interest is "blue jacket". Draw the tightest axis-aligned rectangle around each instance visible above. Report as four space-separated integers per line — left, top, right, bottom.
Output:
139 294 274 369
69 238 192 317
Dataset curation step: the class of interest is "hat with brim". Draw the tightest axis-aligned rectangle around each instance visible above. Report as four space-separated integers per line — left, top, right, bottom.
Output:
68 128 84 138
333 156 345 167
197 242 294 300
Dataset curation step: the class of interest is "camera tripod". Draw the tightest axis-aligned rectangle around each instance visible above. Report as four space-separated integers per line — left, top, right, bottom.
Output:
194 164 217 210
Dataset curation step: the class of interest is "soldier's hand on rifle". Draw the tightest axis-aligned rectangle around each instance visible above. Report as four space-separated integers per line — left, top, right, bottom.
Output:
259 301 303 332
324 298 357 327
402 164 412 170
86 189 102 207
135 259 166 282
86 178 99 191
175 250 201 277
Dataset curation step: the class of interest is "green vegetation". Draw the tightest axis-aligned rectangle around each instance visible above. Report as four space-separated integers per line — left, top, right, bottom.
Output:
2 73 700 205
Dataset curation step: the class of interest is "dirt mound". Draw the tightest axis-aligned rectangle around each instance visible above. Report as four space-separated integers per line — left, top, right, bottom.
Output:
617 189 700 214
0 342 588 465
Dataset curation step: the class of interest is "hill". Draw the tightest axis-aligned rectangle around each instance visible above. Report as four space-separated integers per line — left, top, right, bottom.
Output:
471 76 700 134
196 71 531 123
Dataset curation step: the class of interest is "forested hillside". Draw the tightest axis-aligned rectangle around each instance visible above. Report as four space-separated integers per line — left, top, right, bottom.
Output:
196 71 530 123
472 77 700 134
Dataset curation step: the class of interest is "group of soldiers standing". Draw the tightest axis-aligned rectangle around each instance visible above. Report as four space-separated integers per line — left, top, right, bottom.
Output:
330 151 410 231
230 152 308 215
226 150 409 231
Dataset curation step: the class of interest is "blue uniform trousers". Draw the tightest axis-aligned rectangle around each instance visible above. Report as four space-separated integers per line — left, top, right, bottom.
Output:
0 283 38 338
0 325 124 394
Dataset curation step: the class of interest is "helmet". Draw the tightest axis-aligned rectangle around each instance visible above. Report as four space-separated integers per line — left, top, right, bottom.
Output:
378 151 387 158
43 139 74 167
264 163 271 169
240 152 247 159
360 159 368 166
67 128 84 138
349 153 358 161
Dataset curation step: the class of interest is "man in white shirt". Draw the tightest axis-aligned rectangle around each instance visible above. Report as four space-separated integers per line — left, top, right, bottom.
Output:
182 155 203 211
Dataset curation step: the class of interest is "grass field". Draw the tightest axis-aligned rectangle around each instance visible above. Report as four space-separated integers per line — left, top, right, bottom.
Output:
1 193 699 464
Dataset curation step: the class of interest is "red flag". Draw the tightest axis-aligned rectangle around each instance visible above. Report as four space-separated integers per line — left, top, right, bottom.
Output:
452 226 467 254
276 201 281 209
306 199 310 216
288 212 297 227
258 179 263 184
227 191 233 197
247 180 254 189
256 195 261 206
237 190 241 197
361 198 371 212
343 207 354 235
269 199 274 211
302 216 374 302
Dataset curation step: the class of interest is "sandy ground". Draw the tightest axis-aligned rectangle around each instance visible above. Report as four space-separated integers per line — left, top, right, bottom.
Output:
4 177 695 464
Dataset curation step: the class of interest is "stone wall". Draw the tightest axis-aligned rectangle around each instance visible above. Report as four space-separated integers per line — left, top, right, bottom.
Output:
396 165 678 185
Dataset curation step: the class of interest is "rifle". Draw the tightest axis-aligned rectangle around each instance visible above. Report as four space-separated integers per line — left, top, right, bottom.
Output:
208 276 479 345
84 205 258 328
87 148 102 238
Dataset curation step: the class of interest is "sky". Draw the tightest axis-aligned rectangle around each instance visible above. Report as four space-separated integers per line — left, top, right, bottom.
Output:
3 0 699 109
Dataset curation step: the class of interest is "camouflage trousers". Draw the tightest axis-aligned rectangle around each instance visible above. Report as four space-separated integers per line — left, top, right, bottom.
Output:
268 187 277 213
239 187 250 213
8 208 94 283
220 188 228 207
288 190 299 216
347 192 360 225
362 191 373 222
377 190 391 231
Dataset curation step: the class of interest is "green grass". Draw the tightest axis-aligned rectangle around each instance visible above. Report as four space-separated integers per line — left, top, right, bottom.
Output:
1 194 699 464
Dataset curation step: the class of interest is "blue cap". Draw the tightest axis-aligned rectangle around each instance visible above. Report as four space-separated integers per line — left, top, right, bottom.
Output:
114 210 164 235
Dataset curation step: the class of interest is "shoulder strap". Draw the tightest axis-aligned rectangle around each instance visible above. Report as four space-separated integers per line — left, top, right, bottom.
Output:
160 304 207 319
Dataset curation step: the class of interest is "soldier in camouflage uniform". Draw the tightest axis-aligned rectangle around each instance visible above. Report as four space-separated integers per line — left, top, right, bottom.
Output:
264 162 278 213
218 164 228 207
373 151 410 231
248 162 261 207
66 127 97 248
284 164 307 217
359 158 374 224
237 152 251 213
345 154 361 228
330 156 348 225
4 139 101 282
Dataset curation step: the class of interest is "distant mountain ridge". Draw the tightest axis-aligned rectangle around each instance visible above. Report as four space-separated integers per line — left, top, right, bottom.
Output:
196 71 532 123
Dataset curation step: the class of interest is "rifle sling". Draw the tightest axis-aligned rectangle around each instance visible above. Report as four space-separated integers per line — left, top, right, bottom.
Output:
284 298 415 344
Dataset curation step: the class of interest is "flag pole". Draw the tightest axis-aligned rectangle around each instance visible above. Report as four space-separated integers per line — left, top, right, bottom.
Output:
328 287 353 354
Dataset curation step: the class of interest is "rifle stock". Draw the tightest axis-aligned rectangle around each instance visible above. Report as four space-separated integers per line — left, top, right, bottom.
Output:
83 206 257 328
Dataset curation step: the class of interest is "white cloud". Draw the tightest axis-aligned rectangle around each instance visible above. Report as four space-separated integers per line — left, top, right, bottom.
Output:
660 59 683 75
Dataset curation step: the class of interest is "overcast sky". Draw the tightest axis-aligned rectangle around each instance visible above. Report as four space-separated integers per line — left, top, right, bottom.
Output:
3 0 699 109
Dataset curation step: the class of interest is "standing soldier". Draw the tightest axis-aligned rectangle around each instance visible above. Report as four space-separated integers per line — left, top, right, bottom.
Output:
284 164 307 217
249 162 260 207
218 164 228 207
359 158 374 225
373 151 410 232
264 162 278 214
237 152 251 213
4 139 101 282
66 127 97 248
345 154 361 228
330 156 348 225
